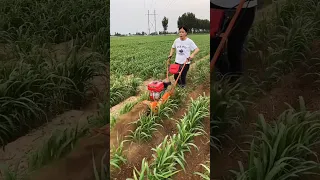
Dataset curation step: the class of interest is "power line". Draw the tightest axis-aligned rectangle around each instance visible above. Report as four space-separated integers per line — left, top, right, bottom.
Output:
165 0 175 9
145 10 157 34
154 9 157 33
146 10 151 34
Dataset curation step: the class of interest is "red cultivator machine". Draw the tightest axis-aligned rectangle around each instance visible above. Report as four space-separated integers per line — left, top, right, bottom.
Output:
144 58 190 114
210 0 248 72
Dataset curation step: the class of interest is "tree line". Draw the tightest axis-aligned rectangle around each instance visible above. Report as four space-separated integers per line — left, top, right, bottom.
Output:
112 12 209 36
162 12 210 34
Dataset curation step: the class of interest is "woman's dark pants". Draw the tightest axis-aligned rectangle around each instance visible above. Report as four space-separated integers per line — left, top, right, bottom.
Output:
210 3 256 76
174 63 190 87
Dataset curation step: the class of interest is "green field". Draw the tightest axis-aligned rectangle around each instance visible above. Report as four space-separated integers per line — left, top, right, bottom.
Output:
0 0 108 145
110 34 209 80
0 0 109 179
110 34 209 106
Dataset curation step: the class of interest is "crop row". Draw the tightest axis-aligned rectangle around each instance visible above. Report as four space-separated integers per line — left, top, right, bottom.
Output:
129 93 185 142
232 97 320 179
110 75 141 107
194 162 210 180
0 0 108 147
110 57 210 176
0 47 106 147
109 89 187 173
128 95 209 179
110 90 185 172
110 55 210 133
0 0 108 50
244 0 320 86
0 89 109 180
110 47 209 107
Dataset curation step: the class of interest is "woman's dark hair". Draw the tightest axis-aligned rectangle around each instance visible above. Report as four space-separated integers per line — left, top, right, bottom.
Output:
178 26 188 33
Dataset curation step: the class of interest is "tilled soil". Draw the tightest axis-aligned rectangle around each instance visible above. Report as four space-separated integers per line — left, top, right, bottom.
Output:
27 127 109 180
111 84 210 179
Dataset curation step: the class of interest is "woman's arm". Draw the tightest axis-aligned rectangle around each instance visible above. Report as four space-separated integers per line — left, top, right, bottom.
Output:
169 48 175 57
169 39 176 61
168 48 175 64
190 47 200 59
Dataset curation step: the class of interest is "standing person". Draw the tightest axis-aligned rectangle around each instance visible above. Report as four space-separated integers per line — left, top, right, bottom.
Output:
210 0 257 80
168 26 200 87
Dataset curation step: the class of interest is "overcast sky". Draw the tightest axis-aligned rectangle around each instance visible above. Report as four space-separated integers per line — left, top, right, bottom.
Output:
110 0 209 35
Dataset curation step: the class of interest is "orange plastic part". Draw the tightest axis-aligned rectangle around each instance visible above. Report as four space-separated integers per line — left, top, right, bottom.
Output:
149 91 172 114
161 92 171 102
150 101 159 114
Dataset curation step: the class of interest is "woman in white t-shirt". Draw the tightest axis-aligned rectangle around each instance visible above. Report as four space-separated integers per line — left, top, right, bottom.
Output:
211 0 257 81
168 26 200 87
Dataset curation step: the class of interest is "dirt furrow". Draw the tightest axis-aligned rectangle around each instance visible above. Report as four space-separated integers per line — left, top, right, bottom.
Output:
111 84 209 179
0 76 106 178
172 117 210 180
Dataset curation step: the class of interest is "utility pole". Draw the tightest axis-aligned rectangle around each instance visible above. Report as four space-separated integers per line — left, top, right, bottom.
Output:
146 10 150 35
146 10 157 35
154 9 157 33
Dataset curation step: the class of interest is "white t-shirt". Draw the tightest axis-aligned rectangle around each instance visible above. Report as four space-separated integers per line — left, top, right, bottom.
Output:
172 38 198 64
211 0 257 8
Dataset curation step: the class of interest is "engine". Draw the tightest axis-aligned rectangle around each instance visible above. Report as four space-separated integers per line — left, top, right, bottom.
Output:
147 80 172 101
147 81 164 101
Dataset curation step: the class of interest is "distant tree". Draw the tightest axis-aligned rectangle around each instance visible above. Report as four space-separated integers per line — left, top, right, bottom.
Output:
114 32 121 36
177 12 196 33
150 32 158 35
202 19 210 32
177 12 209 34
162 16 169 34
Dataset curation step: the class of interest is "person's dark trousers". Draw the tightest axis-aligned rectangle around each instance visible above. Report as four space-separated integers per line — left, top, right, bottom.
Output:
174 63 190 87
210 3 256 77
